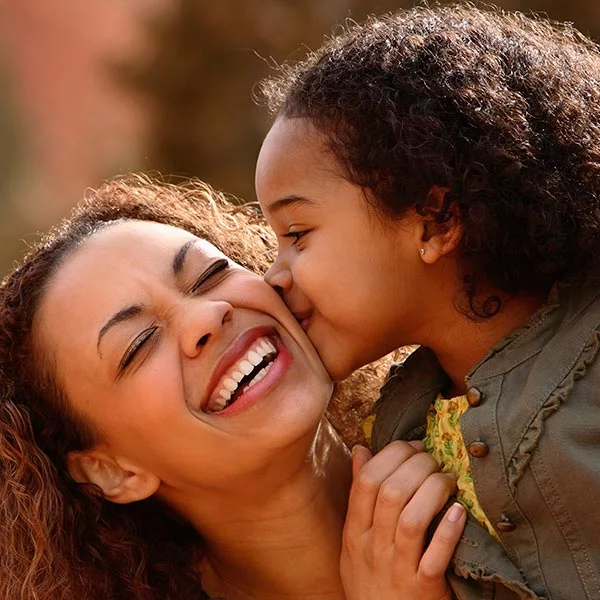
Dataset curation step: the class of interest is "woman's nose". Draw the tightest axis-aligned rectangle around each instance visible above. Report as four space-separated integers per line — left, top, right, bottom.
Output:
264 256 292 298
180 300 233 358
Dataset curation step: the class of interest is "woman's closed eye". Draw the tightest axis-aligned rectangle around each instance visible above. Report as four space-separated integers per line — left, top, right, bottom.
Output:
190 258 229 293
118 325 159 376
116 260 230 377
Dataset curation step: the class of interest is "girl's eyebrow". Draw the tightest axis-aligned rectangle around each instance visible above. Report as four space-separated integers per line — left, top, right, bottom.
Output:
267 195 315 214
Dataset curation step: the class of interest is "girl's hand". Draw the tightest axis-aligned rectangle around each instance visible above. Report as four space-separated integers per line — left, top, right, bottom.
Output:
340 441 466 600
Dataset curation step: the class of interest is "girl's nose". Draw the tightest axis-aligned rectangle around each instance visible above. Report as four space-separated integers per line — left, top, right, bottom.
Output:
264 256 293 298
180 300 233 358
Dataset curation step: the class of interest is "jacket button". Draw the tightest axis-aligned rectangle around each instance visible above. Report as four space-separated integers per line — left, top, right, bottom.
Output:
496 515 516 532
466 387 483 407
467 441 489 457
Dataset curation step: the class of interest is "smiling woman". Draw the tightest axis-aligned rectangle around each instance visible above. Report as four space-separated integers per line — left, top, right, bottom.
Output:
0 176 464 600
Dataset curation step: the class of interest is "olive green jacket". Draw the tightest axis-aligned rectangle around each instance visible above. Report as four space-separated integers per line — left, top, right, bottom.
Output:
371 283 600 600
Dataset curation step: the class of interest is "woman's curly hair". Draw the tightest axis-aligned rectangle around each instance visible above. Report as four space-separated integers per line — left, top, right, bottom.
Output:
0 174 387 599
261 3 600 314
0 175 278 600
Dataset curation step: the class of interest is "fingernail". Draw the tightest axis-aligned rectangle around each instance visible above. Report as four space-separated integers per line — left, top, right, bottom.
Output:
408 440 425 450
351 444 364 456
447 502 465 523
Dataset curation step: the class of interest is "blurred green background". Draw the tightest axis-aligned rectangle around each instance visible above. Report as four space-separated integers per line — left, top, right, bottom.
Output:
1 0 599 275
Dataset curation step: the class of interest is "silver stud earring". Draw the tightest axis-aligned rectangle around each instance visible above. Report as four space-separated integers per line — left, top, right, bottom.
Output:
420 248 426 256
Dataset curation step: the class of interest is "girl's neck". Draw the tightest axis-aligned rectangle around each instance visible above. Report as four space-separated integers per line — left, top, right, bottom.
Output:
191 420 352 600
423 290 548 395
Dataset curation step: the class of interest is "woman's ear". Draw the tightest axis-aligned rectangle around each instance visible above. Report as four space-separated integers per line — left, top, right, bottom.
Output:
419 186 462 264
67 448 161 504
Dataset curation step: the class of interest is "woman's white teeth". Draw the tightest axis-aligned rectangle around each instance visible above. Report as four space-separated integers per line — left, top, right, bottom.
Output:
206 336 278 413
248 350 262 366
214 395 227 409
239 360 254 375
242 361 273 391
223 377 237 392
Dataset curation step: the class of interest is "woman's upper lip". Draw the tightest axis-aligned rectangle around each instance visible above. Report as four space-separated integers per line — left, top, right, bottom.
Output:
201 325 277 410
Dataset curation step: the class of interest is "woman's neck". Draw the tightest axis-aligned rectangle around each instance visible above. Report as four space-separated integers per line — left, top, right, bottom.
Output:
188 420 352 600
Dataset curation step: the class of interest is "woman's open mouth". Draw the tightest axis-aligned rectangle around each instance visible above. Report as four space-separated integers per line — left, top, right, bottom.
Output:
205 336 279 413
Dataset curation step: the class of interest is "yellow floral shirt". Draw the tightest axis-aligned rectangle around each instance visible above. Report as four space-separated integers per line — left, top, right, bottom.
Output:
423 394 497 539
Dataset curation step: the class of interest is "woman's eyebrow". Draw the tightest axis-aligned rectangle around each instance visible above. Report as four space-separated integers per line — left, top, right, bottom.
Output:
97 305 142 354
172 239 196 276
96 240 198 356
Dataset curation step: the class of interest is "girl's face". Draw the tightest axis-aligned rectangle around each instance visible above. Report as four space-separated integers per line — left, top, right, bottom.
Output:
36 220 332 496
256 117 426 381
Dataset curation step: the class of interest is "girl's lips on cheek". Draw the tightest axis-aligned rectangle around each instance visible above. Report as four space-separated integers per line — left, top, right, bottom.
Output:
291 310 313 333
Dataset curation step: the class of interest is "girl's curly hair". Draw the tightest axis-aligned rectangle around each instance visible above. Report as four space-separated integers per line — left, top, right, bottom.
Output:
261 3 600 315
0 175 277 600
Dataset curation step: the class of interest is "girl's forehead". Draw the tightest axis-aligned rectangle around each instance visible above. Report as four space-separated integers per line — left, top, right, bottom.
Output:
260 117 326 158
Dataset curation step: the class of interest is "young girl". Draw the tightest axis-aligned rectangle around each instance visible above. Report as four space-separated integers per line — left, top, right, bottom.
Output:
256 5 600 599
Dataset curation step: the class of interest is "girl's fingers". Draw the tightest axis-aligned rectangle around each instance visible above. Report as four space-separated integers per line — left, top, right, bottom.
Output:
418 502 466 581
345 441 421 535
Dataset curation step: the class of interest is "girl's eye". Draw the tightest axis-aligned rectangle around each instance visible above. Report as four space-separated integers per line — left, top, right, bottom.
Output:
191 258 229 293
282 230 308 246
118 326 158 375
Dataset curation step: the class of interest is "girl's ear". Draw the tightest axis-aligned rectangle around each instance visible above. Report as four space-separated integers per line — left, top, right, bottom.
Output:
418 186 462 264
67 448 160 504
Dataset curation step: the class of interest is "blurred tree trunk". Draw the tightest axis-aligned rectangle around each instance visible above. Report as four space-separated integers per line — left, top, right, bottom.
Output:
117 0 600 204
117 0 413 202
502 0 600 39
0 66 31 275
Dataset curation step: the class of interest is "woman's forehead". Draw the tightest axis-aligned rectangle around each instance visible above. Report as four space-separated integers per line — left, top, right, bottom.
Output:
73 220 227 265
35 221 230 362
41 220 228 320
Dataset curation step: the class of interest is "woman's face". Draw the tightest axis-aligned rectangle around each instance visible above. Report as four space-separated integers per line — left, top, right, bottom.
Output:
36 220 332 495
